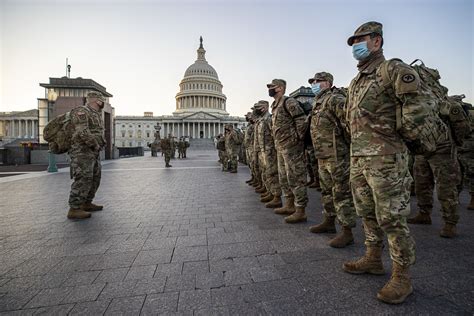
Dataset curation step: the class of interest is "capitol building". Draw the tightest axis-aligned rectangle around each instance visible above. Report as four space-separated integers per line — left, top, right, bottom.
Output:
115 37 245 148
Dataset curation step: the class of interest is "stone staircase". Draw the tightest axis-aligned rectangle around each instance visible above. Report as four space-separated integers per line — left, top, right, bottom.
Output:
188 138 216 150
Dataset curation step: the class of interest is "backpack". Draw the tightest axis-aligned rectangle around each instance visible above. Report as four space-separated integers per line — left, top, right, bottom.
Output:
441 94 472 146
283 98 312 147
234 129 244 145
379 59 452 154
43 112 74 154
216 138 226 150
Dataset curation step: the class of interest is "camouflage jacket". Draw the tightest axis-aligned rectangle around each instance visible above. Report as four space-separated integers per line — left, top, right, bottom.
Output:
225 130 240 152
244 123 255 151
311 87 349 159
347 54 432 156
255 112 275 153
69 105 105 154
271 96 307 148
160 138 172 151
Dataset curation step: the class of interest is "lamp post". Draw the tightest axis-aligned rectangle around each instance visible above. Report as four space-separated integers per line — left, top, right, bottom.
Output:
47 90 58 172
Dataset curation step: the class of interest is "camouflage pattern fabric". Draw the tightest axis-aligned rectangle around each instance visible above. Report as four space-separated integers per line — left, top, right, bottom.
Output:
272 96 308 207
351 154 415 267
311 85 355 226
457 111 474 193
225 129 240 172
160 137 173 165
68 105 105 209
244 123 256 178
414 153 460 224
347 51 415 268
254 112 281 196
305 146 319 184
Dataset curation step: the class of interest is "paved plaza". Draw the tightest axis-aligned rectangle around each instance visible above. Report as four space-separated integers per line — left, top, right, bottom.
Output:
0 149 473 315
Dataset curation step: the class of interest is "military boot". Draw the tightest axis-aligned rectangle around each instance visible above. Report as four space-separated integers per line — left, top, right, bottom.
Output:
261 191 272 199
261 193 274 203
67 208 91 220
309 180 321 191
256 186 267 194
305 178 314 187
343 245 385 275
166 163 172 168
468 193 474 210
407 211 431 225
82 202 103 212
246 177 254 184
284 206 307 224
328 226 354 248
266 195 283 209
440 223 457 238
309 216 336 233
274 196 295 215
377 262 413 304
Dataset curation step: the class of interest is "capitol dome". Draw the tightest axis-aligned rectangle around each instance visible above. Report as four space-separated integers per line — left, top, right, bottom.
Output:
175 37 228 116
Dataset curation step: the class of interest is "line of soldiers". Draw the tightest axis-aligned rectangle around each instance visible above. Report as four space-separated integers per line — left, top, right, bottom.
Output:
240 21 473 305
159 135 190 167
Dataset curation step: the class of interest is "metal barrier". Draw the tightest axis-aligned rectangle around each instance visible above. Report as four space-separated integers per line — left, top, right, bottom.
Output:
117 147 144 157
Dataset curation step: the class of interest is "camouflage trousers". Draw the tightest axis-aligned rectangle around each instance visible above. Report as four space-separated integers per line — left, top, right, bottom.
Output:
350 153 415 267
69 152 101 209
259 149 281 196
318 157 356 227
414 153 460 224
252 151 262 185
306 147 319 184
164 149 172 165
226 149 238 172
218 150 228 170
246 148 255 177
457 151 474 194
276 143 308 208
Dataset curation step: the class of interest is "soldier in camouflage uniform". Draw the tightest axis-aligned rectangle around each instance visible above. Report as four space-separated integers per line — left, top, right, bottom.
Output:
67 92 106 220
267 79 308 223
170 137 176 159
458 107 474 209
253 100 283 208
216 134 227 171
224 124 239 173
160 134 173 167
343 22 416 304
244 112 256 184
177 137 186 159
307 72 357 248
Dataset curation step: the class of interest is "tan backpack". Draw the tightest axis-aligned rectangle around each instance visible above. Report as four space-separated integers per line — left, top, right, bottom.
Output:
43 112 74 154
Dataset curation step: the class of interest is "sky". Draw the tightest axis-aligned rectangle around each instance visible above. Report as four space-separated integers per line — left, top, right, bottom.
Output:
0 0 472 117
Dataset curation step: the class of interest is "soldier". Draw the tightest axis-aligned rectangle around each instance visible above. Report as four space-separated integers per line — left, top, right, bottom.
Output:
458 107 474 209
177 137 185 159
244 111 256 184
343 22 416 304
307 72 357 248
183 137 189 158
170 137 176 159
216 133 227 171
254 100 283 208
224 124 239 173
67 91 106 220
160 133 173 167
267 79 308 223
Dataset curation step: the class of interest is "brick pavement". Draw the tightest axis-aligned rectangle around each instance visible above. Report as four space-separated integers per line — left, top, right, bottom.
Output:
0 149 473 315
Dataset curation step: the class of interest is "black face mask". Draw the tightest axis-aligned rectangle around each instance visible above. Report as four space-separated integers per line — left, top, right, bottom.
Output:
268 89 276 97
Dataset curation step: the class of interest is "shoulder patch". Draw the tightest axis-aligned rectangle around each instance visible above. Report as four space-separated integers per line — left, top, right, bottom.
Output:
451 107 461 116
402 74 416 83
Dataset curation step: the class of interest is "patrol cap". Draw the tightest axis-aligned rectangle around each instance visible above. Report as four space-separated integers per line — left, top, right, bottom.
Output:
308 72 334 85
347 21 383 46
254 100 269 109
86 91 106 102
266 79 286 89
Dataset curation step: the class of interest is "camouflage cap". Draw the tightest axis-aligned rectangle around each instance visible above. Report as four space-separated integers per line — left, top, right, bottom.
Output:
266 79 286 89
347 21 383 46
308 72 334 85
254 100 269 109
87 91 106 102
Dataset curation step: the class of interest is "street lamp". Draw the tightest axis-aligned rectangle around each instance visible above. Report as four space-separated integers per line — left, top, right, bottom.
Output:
47 89 58 172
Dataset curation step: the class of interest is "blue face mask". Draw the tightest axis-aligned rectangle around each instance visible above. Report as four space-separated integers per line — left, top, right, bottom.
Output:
311 83 321 95
352 41 371 61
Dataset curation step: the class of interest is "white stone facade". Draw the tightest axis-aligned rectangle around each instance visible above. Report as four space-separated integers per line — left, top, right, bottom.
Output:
0 110 39 146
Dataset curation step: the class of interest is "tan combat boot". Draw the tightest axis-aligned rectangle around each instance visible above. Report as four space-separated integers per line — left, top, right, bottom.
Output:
440 223 457 238
261 193 274 203
67 208 91 220
377 262 413 304
343 245 385 275
261 191 272 199
468 193 474 210
274 196 295 215
82 202 103 212
284 206 307 224
309 216 336 233
246 177 254 184
255 186 267 194
329 226 354 248
407 211 432 225
265 195 283 209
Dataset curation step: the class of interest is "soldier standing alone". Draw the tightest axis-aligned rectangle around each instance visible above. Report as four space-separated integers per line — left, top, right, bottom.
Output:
67 92 106 220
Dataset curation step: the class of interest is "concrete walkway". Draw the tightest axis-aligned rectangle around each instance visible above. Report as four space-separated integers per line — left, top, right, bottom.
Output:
0 150 473 315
